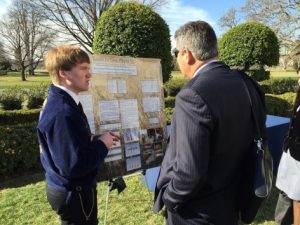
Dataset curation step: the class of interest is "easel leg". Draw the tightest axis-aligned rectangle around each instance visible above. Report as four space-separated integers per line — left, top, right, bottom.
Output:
103 181 110 225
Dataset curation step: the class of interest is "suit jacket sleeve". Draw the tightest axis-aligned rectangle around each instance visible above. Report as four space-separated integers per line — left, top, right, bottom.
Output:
45 110 108 178
162 88 214 212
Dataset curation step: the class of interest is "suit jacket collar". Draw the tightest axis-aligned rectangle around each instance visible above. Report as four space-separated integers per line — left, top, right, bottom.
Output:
49 84 80 112
193 61 228 77
54 84 79 105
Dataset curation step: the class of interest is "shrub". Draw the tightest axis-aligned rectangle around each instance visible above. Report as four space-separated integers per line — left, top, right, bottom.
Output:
165 96 175 108
259 78 297 94
265 94 293 117
278 92 296 106
0 70 7 76
25 84 48 109
0 109 40 125
0 122 40 176
0 86 24 110
165 107 174 125
165 78 188 97
219 22 279 71
93 2 172 83
246 69 270 81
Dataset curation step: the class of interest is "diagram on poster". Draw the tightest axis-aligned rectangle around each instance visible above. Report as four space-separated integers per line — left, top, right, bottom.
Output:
79 54 167 181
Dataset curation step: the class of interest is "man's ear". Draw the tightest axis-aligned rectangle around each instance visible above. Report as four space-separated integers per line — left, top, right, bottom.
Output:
186 49 196 65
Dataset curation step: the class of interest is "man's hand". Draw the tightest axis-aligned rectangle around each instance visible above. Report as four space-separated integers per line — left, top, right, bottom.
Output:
99 132 120 149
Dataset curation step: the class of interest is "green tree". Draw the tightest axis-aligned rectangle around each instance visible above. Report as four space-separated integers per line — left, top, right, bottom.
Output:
93 2 172 83
219 22 279 71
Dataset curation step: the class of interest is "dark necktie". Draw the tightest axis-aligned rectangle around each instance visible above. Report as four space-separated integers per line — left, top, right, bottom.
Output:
78 102 91 133
78 102 84 113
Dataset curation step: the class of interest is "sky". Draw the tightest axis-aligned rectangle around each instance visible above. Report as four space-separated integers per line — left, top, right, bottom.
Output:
0 0 246 46
156 0 246 46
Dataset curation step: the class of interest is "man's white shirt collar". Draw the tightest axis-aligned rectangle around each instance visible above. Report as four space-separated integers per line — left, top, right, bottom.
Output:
54 84 80 105
193 59 219 78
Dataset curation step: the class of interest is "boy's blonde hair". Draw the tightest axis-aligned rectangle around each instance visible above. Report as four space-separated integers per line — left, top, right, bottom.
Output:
44 45 90 84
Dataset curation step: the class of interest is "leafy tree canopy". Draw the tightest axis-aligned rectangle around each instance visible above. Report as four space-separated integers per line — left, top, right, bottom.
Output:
219 22 279 71
93 2 172 83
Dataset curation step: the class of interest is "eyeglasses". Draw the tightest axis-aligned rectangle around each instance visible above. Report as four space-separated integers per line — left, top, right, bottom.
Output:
173 48 179 58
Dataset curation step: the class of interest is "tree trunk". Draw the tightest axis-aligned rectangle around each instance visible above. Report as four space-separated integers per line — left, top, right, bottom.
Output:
21 66 26 81
29 67 35 75
244 62 250 71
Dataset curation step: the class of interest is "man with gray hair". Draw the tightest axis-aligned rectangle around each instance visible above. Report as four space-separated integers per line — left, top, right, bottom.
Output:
153 21 266 224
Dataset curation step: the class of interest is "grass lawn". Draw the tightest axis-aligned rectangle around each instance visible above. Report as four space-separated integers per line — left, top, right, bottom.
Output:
0 172 279 225
0 69 297 89
0 74 51 89
171 70 298 79
0 69 289 224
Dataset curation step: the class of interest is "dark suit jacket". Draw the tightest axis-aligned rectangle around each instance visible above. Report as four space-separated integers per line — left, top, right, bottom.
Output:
37 85 108 192
153 62 266 225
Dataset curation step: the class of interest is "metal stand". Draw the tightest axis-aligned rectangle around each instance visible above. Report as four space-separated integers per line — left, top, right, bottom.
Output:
103 181 110 225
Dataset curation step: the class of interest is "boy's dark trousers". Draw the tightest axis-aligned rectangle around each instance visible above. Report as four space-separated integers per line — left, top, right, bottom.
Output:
46 185 98 225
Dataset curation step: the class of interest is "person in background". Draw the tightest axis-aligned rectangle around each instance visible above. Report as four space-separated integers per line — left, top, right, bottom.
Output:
153 20 267 225
37 45 118 225
275 67 300 225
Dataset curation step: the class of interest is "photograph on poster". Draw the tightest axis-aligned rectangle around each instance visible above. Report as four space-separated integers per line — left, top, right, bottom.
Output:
131 128 139 142
124 128 132 143
142 147 156 165
155 128 163 141
126 156 141 171
139 129 147 144
123 128 139 143
154 142 162 150
146 128 155 143
125 142 141 157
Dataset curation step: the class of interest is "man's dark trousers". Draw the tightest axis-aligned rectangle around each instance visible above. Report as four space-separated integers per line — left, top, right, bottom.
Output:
46 186 98 225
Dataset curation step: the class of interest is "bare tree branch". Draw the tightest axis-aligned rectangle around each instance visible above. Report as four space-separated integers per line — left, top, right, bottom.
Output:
0 0 56 80
33 0 169 53
218 8 240 30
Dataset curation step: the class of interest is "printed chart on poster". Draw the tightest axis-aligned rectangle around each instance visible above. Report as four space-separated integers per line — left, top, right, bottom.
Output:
79 54 167 181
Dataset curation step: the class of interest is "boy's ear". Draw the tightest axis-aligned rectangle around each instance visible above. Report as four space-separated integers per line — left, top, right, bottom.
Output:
59 69 67 79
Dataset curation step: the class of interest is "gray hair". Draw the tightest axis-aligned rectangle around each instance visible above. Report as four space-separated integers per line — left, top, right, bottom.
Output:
174 20 218 60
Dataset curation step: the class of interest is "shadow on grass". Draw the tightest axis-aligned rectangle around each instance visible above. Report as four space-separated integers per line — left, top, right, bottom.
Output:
0 170 44 190
251 183 279 225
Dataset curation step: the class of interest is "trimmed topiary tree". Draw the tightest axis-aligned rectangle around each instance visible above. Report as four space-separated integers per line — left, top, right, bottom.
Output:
93 2 172 83
219 22 279 72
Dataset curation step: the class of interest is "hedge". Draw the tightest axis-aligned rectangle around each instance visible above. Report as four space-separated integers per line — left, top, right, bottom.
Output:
0 122 40 176
265 92 295 117
259 78 297 95
165 96 175 108
0 109 40 125
164 78 188 97
164 92 295 124
0 90 295 177
165 107 174 125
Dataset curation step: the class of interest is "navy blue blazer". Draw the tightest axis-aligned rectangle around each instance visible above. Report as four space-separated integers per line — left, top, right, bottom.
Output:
153 62 266 224
37 85 108 191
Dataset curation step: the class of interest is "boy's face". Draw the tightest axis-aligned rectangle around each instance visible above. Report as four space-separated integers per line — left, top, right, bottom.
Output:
61 62 91 94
